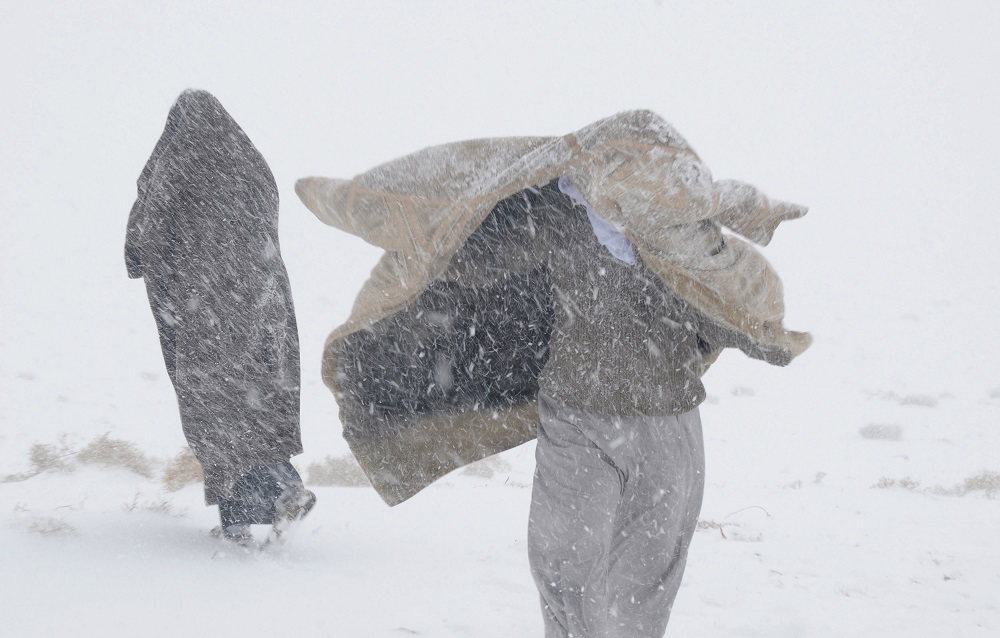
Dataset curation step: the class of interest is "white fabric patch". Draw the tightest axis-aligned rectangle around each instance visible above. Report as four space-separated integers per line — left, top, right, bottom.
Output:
558 176 636 265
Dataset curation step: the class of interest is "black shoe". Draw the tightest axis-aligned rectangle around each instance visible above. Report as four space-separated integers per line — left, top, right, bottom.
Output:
216 460 307 528
270 487 317 539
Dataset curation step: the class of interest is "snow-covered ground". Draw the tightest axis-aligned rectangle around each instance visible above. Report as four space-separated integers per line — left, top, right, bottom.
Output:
1 2 997 636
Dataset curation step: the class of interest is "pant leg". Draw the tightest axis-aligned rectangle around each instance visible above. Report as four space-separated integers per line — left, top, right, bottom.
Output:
528 393 624 638
530 395 706 638
603 408 705 638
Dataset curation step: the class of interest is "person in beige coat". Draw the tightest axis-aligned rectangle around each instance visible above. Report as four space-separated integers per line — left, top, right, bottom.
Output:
296 110 809 636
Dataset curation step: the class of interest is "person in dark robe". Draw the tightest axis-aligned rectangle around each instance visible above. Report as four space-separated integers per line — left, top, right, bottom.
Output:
125 89 314 543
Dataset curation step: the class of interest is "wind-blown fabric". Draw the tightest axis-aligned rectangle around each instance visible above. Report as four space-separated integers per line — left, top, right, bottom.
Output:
126 90 301 502
296 110 810 505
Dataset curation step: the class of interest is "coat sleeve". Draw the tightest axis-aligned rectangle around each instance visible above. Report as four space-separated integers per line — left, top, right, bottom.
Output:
125 105 187 280
653 261 795 368
124 199 145 279
685 302 795 367
125 153 182 280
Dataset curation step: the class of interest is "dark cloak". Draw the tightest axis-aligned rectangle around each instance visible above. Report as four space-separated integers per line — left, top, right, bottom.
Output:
125 90 301 502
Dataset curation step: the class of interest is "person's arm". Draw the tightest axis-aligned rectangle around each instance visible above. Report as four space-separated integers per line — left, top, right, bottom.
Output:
124 199 146 279
657 277 794 368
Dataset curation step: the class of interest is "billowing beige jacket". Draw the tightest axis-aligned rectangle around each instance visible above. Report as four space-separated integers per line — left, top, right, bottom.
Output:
297 110 810 505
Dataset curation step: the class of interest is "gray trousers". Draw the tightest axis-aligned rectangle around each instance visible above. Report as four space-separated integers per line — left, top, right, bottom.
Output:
528 393 705 638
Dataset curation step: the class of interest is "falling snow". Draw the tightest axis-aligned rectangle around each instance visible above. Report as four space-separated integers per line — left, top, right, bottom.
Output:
2 3 999 638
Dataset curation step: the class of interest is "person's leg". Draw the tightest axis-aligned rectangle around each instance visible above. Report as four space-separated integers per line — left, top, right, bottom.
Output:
604 408 705 638
528 394 623 638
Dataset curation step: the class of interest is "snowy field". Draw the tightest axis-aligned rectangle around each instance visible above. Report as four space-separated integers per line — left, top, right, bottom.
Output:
1 2 998 636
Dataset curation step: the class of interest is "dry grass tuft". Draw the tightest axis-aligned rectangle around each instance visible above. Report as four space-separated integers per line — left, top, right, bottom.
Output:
76 434 154 478
859 423 903 441
27 517 77 536
122 492 186 517
867 390 940 407
307 455 370 487
2 438 76 482
898 394 938 407
462 455 513 479
4 434 166 483
872 476 921 490
962 470 1000 496
29 440 76 473
697 519 734 539
161 447 203 492
874 470 999 497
